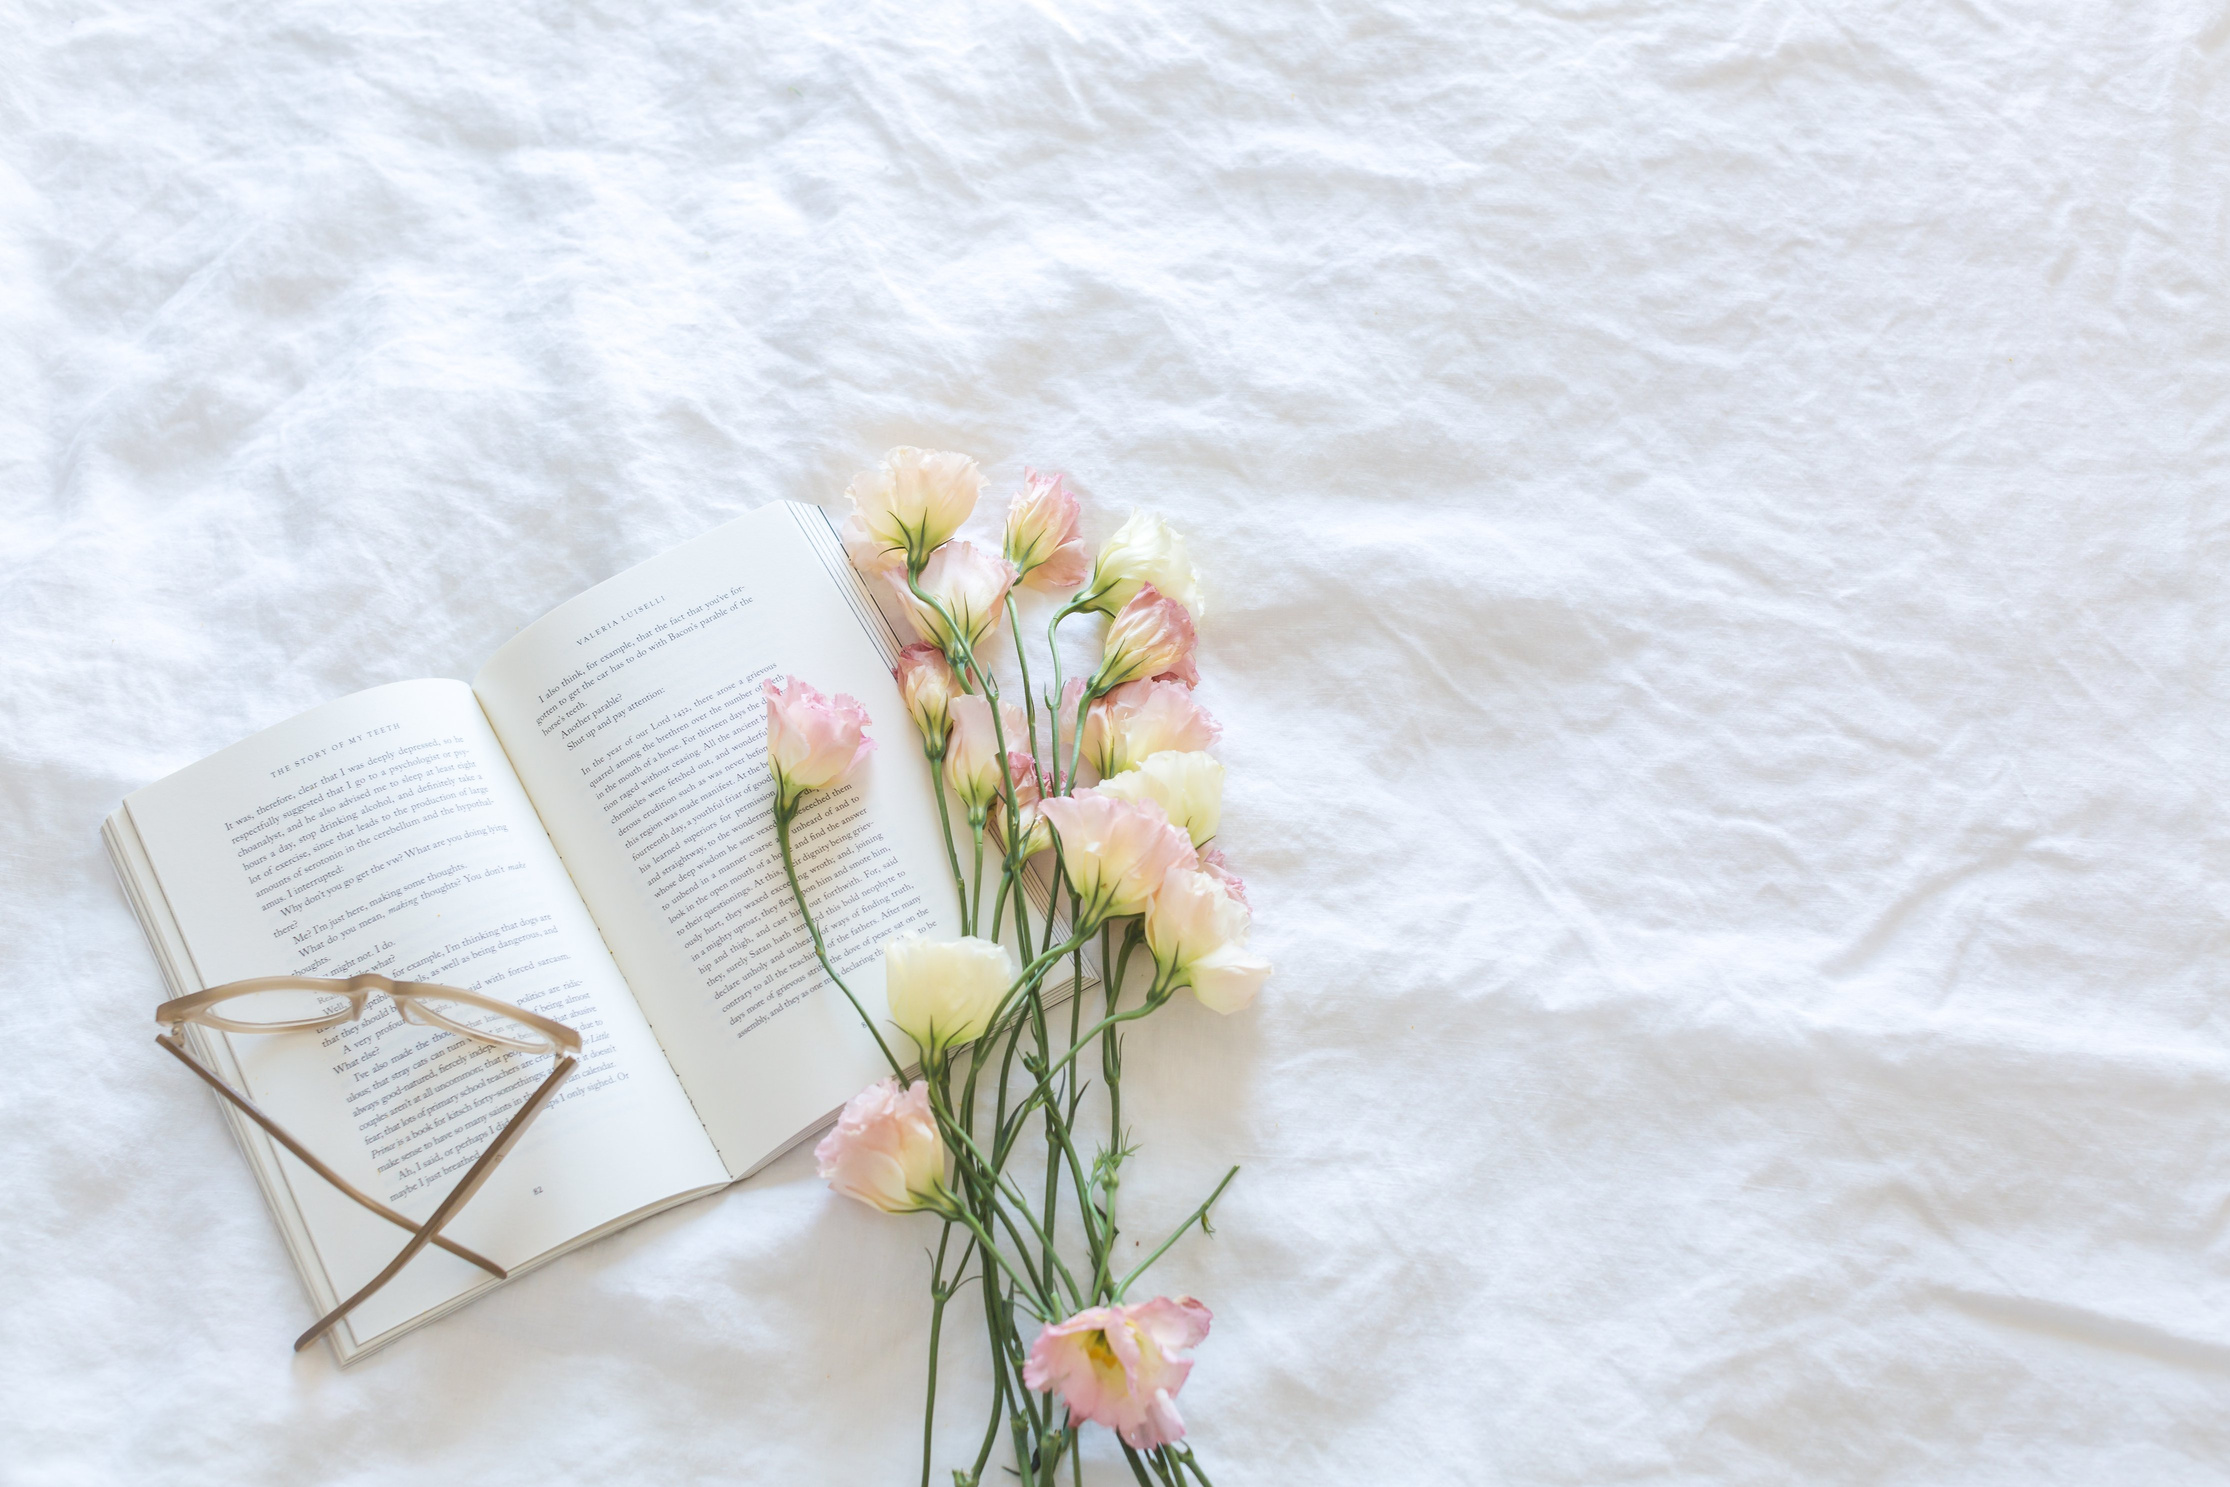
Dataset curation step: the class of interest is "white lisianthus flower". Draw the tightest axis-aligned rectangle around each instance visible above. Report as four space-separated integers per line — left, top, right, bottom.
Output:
846 447 982 571
1080 510 1205 618
1092 750 1223 848
884 935 1017 1056
1145 868 1269 1014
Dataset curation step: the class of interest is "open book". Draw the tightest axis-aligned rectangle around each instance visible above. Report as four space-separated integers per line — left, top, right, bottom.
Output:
106 502 1036 1364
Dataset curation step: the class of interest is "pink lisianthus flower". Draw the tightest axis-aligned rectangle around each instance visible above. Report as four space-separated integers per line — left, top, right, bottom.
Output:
894 643 961 758
764 676 874 814
1146 867 1270 1013
1197 846 1250 911
889 541 1019 656
813 1078 951 1215
1004 468 1091 593
1091 584 1199 691
846 446 981 571
992 750 1053 859
1036 790 1197 931
840 512 907 577
945 694 1031 815
1082 679 1220 781
1024 1296 1213 1450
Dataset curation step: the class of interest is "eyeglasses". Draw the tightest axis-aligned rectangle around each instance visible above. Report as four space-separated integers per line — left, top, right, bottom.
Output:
156 972 581 1354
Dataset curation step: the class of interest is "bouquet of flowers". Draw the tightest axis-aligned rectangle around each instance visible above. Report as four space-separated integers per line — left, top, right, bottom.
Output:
761 449 1268 1486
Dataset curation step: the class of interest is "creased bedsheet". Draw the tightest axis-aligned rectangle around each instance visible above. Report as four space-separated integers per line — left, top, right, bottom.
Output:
4 0 2228 1482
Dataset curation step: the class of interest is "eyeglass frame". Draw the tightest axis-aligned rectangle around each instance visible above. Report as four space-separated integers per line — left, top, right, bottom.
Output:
156 972 582 1354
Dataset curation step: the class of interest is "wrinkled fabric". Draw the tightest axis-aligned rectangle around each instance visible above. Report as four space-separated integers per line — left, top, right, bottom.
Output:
3 1 2227 1482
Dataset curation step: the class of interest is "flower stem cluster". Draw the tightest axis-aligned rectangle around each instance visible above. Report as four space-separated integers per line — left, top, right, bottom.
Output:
768 449 1268 1487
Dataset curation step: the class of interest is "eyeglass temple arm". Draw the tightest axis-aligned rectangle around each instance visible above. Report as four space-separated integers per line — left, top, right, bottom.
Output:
155 1033 508 1282
295 1054 578 1355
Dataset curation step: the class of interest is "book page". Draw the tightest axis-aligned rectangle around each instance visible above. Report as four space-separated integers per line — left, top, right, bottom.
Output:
473 504 963 1175
123 680 728 1351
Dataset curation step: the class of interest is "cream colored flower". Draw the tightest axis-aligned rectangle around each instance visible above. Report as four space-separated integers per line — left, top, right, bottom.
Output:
884 934 1017 1056
1092 750 1222 848
847 447 982 570
1081 510 1205 618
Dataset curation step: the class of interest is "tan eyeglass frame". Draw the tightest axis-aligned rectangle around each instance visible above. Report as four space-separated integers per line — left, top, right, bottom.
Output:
156 972 582 1354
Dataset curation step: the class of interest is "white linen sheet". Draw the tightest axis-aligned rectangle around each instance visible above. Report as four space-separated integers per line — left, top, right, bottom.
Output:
4 0 2227 1481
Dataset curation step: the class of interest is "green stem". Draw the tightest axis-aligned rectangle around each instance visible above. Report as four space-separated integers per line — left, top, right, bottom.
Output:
945 1204 1051 1320
1035 1083 1111 1271
775 809 904 1081
1098 920 1145 1296
976 665 1033 957
929 751 970 925
1064 685 1094 795
1116 1166 1239 1300
927 1079 1075 1312
1042 601 1084 795
1169 1444 1217 1486
1007 592 1040 763
946 1121 1085 1310
969 819 986 937
1000 990 1171 1151
1144 1446 1187 1487
975 932 1099 1100
1030 976 1061 1317
990 847 1014 946
923 1221 953 1487
967 1339 1008 1487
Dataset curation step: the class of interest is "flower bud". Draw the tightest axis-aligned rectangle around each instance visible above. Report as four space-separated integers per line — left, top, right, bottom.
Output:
894 644 961 757
1092 585 1199 691
1004 469 1091 592
945 695 1030 813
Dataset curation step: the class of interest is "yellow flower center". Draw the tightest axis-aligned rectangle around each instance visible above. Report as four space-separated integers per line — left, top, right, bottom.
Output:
1081 1328 1122 1375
